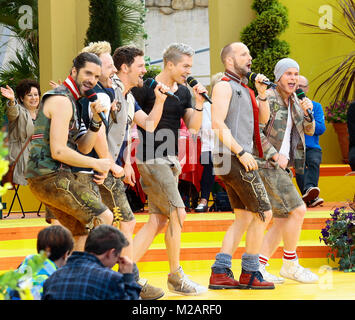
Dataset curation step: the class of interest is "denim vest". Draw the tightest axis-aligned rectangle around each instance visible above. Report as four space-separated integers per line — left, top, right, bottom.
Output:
257 89 315 174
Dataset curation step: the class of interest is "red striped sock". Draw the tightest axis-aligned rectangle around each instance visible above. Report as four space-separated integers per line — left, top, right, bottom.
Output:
259 254 269 266
283 250 297 260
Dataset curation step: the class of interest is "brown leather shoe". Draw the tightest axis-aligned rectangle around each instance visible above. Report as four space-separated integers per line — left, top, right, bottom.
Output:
209 268 240 289
239 269 275 289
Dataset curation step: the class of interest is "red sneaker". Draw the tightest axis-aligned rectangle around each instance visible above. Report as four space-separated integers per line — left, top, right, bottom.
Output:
239 269 275 289
209 268 240 289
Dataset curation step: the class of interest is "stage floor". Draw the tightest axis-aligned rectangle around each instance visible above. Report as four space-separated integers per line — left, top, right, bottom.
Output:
137 259 355 300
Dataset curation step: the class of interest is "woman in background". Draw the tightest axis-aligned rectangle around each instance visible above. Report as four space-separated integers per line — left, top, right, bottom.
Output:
1 79 40 185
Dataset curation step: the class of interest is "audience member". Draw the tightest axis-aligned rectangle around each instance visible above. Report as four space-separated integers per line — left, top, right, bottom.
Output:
42 225 141 300
13 225 74 299
195 72 223 212
295 75 326 207
1 79 40 185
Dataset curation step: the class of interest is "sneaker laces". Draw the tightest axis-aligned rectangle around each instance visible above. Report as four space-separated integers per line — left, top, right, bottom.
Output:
254 271 266 282
177 269 201 292
225 268 235 279
179 274 198 291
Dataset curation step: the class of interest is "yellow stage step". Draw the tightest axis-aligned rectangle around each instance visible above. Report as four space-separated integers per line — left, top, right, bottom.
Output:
0 206 335 272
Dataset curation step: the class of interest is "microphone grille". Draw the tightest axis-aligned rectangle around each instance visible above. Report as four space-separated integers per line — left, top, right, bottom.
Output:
246 72 256 81
295 88 306 99
187 76 198 87
145 78 157 89
84 89 97 102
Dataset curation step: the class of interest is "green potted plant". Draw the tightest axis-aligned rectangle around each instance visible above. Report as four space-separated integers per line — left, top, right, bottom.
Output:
324 101 351 163
240 0 290 86
320 203 355 272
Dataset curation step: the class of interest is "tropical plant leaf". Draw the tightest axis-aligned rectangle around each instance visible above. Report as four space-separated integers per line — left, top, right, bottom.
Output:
298 0 355 105
117 0 147 45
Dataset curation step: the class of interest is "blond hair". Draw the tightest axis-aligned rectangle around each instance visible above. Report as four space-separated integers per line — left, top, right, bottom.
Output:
211 72 224 89
163 43 194 66
81 41 112 57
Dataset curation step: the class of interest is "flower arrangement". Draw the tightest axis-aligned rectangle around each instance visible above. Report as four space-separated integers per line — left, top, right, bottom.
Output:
324 101 350 124
320 204 355 272
0 252 47 300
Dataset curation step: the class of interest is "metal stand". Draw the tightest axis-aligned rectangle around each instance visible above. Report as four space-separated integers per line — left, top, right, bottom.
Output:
4 184 42 219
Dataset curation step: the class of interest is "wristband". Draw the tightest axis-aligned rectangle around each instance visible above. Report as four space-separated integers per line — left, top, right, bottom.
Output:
194 106 203 112
7 99 17 107
257 96 267 101
89 124 100 132
237 149 246 158
91 118 102 126
89 119 102 132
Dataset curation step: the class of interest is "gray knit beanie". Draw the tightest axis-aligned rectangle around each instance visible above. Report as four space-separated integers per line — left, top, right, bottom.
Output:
274 58 300 82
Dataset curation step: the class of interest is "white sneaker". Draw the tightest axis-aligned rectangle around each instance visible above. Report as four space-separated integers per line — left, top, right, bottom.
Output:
280 259 319 283
259 264 285 284
167 266 207 296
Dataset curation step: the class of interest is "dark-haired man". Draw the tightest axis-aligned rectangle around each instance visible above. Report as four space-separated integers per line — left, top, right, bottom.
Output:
76 43 168 300
42 225 141 300
26 52 113 251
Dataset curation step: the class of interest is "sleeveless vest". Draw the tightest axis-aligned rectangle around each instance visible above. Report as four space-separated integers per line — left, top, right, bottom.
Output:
25 85 80 178
213 78 255 155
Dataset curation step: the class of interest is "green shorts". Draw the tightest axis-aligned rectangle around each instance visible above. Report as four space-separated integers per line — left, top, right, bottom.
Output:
28 171 108 236
213 154 271 219
99 172 135 222
137 156 185 217
258 166 304 218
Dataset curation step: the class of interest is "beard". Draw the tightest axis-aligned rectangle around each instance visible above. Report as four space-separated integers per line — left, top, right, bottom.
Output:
232 59 246 77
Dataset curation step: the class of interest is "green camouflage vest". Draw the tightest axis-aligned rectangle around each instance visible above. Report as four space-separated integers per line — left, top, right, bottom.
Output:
257 88 315 174
25 85 80 178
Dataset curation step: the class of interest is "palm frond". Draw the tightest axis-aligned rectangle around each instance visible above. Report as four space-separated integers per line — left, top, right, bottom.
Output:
298 0 355 104
117 0 147 45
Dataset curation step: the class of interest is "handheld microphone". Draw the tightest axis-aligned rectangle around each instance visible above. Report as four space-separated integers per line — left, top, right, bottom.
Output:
145 78 180 101
295 88 313 121
186 76 212 104
246 72 277 89
84 89 109 129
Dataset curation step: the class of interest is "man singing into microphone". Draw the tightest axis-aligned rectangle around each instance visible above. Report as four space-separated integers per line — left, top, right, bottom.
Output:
75 43 169 300
131 43 208 296
257 58 319 284
25 52 113 251
208 42 274 290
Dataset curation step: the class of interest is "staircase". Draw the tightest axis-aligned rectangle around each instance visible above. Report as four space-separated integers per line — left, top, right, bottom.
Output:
1 164 353 273
0 203 343 273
